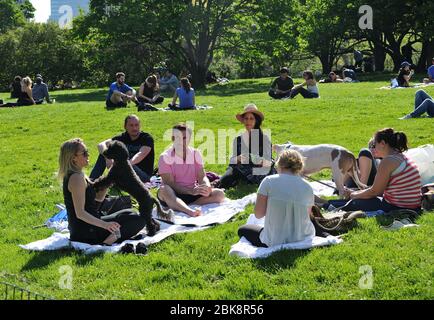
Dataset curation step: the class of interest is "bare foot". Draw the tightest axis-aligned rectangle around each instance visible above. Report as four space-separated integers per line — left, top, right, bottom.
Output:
188 208 202 217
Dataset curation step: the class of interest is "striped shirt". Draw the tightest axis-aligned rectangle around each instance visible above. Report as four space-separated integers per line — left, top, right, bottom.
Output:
383 154 422 209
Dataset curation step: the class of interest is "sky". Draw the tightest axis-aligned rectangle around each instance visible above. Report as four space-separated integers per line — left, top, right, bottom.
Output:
30 0 51 23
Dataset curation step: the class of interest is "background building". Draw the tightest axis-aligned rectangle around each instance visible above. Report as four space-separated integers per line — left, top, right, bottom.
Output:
49 0 89 27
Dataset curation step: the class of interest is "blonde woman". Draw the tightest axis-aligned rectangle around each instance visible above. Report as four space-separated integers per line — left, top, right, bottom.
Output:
0 76 35 108
59 138 145 245
238 149 316 247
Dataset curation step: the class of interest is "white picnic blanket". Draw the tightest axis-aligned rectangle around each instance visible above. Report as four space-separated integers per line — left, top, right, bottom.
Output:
229 214 342 259
20 194 256 254
309 180 336 197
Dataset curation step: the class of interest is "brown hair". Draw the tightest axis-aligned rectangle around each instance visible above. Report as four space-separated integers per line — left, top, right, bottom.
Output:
124 114 140 127
146 75 159 91
374 128 408 153
180 78 191 93
172 123 192 136
276 149 304 174
303 70 314 80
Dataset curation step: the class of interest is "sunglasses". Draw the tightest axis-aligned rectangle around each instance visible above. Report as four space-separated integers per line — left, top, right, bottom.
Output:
77 149 89 157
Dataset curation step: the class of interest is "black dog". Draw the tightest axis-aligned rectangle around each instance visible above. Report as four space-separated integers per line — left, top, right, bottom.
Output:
92 140 174 236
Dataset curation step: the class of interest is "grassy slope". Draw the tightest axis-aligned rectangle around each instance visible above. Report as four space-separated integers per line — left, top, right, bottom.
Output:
0 77 433 300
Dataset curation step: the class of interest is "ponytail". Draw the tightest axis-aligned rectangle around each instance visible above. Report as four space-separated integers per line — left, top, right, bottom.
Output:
181 78 191 94
375 128 408 153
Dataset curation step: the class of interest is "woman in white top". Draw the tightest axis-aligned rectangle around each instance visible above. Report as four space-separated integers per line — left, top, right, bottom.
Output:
238 149 316 247
289 70 319 99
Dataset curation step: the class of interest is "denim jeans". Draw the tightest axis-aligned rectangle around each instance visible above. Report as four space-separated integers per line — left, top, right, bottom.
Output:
327 198 402 212
290 87 319 99
90 154 151 183
410 90 434 117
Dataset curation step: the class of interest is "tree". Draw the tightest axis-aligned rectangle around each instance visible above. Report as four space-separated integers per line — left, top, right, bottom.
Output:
296 0 359 73
75 0 256 88
0 0 34 34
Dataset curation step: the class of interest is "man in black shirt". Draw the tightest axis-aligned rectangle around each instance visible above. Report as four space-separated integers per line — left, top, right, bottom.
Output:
268 67 294 99
90 114 155 183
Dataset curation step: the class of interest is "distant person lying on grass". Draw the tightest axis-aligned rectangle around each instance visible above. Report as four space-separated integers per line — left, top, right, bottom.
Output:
237 149 320 248
157 123 225 217
268 67 294 99
399 89 434 119
319 71 343 83
106 72 138 109
331 128 422 213
423 57 434 84
59 138 145 245
168 77 196 111
289 70 319 99
0 76 35 108
90 114 154 183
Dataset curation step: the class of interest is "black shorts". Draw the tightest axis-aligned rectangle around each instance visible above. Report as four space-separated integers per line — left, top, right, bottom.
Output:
106 99 127 108
157 189 202 207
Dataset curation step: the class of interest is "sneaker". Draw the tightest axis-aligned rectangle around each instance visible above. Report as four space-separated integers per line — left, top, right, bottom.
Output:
135 242 148 256
399 114 413 120
381 220 405 231
399 218 419 228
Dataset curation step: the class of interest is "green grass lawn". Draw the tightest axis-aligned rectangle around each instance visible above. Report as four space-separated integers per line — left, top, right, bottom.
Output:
0 77 433 300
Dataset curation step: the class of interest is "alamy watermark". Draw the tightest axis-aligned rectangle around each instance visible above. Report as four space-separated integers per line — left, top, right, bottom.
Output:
58 265 73 290
359 5 373 30
358 265 374 289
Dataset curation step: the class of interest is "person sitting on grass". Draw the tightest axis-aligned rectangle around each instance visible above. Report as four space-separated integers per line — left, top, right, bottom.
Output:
423 57 434 84
268 67 294 99
337 128 422 213
10 76 22 99
237 149 318 248
168 78 196 111
0 76 35 108
137 75 164 110
106 72 137 109
216 104 274 189
157 123 225 217
399 89 434 119
319 71 343 83
59 138 146 245
289 70 319 99
90 114 154 183
397 61 413 87
32 75 52 104
159 70 180 93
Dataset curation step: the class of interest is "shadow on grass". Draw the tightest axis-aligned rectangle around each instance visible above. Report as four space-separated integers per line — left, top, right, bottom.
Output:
51 89 108 103
21 250 104 272
225 183 257 200
252 249 310 273
202 81 271 97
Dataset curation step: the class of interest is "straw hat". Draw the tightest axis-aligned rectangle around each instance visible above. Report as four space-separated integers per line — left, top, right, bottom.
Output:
236 104 264 123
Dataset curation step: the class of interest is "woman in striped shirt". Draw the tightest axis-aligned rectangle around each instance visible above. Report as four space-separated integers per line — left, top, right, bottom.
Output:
340 128 422 212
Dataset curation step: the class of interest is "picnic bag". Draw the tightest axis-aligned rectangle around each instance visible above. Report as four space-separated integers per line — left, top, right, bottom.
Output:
310 206 365 236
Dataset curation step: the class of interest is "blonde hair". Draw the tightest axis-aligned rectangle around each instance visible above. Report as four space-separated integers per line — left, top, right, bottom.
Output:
58 138 84 179
21 76 32 90
276 149 304 174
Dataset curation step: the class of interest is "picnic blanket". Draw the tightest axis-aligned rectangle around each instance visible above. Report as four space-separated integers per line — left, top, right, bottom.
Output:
156 105 213 112
379 82 434 90
20 194 256 254
229 214 342 259
308 180 336 197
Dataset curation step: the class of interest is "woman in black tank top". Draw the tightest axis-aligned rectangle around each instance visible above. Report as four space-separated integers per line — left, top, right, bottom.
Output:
59 138 145 245
0 76 35 108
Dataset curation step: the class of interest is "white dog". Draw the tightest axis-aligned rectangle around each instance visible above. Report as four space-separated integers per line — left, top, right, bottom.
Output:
273 142 367 197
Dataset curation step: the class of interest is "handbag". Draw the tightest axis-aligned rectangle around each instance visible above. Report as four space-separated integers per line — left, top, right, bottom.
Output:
310 206 365 236
99 195 132 216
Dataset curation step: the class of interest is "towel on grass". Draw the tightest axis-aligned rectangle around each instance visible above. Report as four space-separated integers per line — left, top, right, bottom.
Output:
229 214 342 259
308 180 336 197
20 194 256 254
157 105 213 112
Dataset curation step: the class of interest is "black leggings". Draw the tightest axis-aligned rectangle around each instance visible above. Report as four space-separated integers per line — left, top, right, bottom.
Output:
219 167 245 189
238 224 267 247
70 211 146 245
0 101 34 108
290 87 319 99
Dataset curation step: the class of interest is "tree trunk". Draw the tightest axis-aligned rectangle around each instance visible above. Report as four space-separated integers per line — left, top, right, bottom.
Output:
416 40 434 73
319 53 332 74
373 43 386 72
189 64 208 89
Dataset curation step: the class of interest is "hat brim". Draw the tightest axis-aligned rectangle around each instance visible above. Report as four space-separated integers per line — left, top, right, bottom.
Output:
236 110 264 123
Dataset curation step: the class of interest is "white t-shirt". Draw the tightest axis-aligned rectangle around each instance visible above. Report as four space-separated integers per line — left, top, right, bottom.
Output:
258 173 316 247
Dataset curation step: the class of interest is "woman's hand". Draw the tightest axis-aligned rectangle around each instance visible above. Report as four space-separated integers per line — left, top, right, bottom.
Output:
237 154 249 164
104 221 121 233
